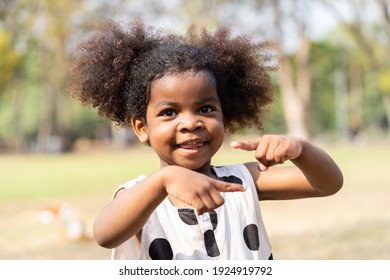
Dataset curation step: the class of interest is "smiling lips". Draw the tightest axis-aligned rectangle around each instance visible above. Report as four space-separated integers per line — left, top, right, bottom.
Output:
178 140 205 150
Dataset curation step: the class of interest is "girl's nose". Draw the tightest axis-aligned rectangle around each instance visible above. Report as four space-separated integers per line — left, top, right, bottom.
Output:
178 115 204 132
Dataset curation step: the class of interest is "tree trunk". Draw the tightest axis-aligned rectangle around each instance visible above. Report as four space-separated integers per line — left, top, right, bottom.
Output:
348 61 363 141
279 34 311 139
279 57 309 138
383 95 390 141
334 69 350 142
12 87 26 153
36 80 59 153
111 123 128 150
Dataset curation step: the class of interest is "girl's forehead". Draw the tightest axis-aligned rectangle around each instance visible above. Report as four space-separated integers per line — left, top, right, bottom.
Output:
152 70 216 88
149 71 219 104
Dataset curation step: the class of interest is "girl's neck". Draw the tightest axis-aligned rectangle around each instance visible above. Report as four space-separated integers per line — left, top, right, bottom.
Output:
160 162 216 178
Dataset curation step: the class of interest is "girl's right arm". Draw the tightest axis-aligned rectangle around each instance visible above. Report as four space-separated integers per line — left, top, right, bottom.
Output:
93 168 167 248
93 165 244 248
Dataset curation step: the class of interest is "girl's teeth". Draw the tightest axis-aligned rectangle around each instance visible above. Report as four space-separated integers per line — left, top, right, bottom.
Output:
181 142 203 149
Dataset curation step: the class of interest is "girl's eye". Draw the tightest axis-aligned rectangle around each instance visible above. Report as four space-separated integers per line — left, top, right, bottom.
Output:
160 109 176 117
199 106 214 114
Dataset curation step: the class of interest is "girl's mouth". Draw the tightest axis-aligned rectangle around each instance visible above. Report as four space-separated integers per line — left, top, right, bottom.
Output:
177 140 205 150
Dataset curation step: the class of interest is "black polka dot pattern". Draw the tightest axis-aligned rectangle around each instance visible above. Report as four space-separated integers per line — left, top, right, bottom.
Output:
178 209 198 225
178 209 220 257
219 175 243 185
243 224 260 250
178 209 218 230
148 238 173 260
146 171 273 259
209 210 218 230
220 175 262 253
204 229 220 257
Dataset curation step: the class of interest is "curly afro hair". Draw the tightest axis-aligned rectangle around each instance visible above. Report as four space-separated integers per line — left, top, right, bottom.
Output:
68 18 277 133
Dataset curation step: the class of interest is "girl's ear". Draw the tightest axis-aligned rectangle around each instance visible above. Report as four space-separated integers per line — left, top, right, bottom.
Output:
131 117 149 144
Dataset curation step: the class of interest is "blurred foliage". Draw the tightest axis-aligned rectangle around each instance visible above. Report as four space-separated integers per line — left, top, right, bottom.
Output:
0 31 21 92
0 0 389 153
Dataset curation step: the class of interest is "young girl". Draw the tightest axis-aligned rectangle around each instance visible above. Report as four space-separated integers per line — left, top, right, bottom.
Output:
68 19 343 260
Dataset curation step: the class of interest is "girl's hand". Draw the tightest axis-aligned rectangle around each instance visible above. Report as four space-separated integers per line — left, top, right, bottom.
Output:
231 135 303 171
163 166 246 215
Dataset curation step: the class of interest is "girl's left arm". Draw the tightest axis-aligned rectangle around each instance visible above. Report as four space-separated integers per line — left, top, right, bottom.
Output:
231 135 344 200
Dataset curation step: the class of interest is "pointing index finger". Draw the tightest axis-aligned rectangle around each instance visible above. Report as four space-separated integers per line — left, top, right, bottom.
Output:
213 179 247 192
230 139 260 151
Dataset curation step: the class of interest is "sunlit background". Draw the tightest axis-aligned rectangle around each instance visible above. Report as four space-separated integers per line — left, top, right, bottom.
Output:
0 0 389 259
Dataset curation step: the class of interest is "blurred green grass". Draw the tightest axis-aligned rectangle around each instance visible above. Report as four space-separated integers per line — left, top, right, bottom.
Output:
0 141 280 201
1 142 388 199
0 147 160 200
0 142 389 259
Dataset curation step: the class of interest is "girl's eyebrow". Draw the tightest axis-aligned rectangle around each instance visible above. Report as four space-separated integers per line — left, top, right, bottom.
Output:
196 96 219 104
154 96 219 108
154 100 177 109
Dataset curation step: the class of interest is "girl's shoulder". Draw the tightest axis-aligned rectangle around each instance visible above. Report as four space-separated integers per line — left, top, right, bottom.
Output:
121 175 147 188
112 175 147 199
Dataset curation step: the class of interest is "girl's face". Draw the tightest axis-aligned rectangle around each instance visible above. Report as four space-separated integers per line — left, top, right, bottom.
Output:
132 71 225 175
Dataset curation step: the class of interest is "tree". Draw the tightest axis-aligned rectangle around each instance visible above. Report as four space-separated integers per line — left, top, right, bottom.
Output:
32 0 81 152
323 0 390 139
0 0 82 153
0 0 28 152
268 0 312 138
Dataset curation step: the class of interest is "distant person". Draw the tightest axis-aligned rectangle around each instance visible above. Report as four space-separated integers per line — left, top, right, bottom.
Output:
67 19 343 260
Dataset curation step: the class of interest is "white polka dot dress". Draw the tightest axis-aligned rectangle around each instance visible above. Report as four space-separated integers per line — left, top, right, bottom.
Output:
112 164 273 260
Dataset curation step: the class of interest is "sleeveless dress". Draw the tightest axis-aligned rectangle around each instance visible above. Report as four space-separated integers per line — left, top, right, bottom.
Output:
112 163 273 260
